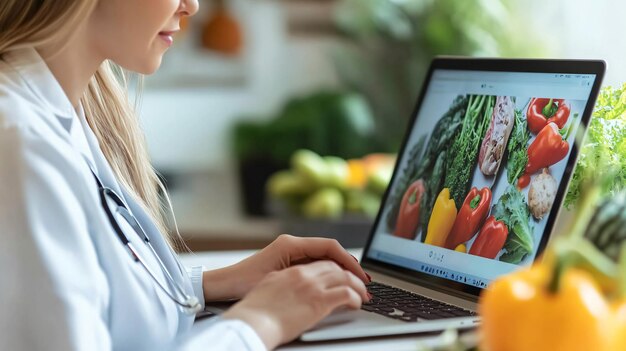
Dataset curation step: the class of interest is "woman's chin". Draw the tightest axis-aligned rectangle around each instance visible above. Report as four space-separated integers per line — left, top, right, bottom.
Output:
117 53 164 75
137 58 163 75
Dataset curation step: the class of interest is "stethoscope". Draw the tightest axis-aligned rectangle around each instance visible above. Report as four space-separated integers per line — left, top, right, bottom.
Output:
87 165 202 315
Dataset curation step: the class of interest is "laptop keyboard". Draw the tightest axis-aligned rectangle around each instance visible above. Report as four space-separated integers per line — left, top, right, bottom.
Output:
362 282 477 322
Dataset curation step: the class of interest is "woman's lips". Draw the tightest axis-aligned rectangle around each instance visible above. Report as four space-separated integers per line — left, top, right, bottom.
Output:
158 31 176 46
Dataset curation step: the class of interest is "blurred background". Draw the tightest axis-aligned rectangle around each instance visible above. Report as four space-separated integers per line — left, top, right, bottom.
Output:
139 0 626 251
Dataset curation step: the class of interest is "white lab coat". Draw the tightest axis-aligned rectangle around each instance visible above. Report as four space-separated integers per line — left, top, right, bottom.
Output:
0 47 266 351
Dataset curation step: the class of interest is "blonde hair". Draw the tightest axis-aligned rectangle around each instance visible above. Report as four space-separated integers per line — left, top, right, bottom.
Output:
0 1 185 250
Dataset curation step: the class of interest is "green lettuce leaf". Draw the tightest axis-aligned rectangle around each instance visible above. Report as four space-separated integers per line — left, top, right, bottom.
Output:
493 185 534 264
565 84 626 209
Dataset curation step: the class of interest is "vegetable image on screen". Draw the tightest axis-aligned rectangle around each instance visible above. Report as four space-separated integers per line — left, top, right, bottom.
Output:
421 151 448 240
385 96 467 237
445 187 492 250
393 179 425 239
527 98 571 134
524 122 570 176
528 168 557 220
469 216 508 259
425 188 457 247
445 95 494 208
517 97 576 188
478 96 515 176
506 109 531 186
492 185 534 264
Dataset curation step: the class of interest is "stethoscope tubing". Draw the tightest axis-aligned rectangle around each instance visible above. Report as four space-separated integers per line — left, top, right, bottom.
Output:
87 162 201 315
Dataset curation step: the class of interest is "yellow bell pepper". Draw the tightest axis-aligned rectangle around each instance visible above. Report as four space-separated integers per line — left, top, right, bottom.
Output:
480 239 626 351
480 264 614 351
479 181 626 351
612 304 626 351
610 245 626 351
425 188 457 247
454 244 466 253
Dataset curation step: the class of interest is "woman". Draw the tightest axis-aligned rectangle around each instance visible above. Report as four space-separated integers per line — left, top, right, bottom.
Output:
0 1 371 350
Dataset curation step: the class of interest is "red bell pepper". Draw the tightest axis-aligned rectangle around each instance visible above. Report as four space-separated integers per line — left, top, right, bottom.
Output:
524 122 570 175
517 174 531 189
444 187 491 250
469 216 508 259
393 179 425 239
527 98 571 134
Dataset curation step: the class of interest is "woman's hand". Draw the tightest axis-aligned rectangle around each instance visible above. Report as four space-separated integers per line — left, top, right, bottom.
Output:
202 234 371 301
222 260 370 350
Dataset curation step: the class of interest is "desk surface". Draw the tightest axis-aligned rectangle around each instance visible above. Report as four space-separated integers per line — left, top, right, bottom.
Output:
179 249 464 351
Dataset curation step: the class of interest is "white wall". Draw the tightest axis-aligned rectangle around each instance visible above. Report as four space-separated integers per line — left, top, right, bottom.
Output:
140 0 340 173
526 0 626 86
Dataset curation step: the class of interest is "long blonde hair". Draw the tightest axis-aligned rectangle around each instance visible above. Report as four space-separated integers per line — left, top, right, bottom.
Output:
0 1 184 249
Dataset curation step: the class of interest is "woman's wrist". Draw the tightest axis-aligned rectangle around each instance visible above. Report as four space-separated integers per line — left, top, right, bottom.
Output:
201 263 259 302
202 266 238 301
222 303 283 350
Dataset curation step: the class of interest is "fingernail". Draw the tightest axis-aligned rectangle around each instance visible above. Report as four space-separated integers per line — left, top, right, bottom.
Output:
365 272 372 282
351 255 359 263
367 292 373 301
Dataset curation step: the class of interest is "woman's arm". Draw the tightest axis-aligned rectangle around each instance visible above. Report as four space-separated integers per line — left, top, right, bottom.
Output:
198 235 371 349
221 260 369 349
0 123 113 350
0 120 267 351
202 265 245 301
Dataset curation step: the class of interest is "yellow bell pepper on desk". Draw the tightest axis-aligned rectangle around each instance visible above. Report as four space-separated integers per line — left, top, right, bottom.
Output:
613 302 626 350
479 253 616 351
479 184 626 351
609 245 626 351
425 188 457 247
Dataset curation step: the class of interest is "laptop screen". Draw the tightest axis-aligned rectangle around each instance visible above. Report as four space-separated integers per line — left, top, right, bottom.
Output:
366 68 597 289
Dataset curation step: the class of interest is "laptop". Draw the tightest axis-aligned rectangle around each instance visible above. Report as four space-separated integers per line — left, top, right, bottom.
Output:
298 58 605 341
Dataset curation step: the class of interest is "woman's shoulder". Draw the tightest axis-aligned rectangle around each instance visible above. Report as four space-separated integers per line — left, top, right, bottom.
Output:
0 67 35 126
0 49 72 134
0 63 81 174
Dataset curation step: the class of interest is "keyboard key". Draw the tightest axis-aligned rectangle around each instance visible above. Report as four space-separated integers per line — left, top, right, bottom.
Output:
362 282 475 322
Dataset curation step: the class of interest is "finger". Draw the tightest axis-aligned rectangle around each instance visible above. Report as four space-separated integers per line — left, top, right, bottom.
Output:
279 236 361 274
324 286 362 311
318 269 369 302
289 237 370 284
300 260 344 276
309 262 370 303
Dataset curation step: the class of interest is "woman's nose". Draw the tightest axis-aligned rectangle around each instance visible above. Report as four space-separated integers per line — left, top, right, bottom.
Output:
179 0 199 17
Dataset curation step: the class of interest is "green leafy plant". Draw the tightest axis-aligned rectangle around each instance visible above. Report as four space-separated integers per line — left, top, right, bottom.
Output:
332 0 549 151
233 90 379 164
565 84 626 209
